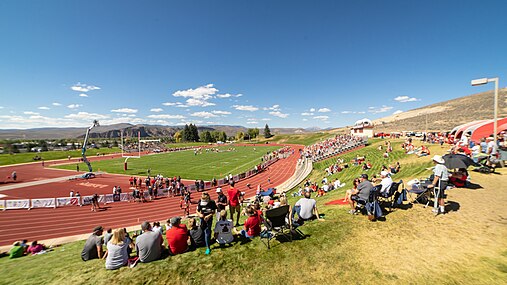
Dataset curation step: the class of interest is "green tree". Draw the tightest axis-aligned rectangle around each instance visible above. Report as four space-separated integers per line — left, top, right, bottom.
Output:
174 131 182 143
190 124 199 142
219 131 227 142
264 124 272 138
200 131 212 143
235 131 244 141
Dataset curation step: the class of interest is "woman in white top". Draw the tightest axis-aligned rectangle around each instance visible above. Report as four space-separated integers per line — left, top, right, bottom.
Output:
214 210 235 245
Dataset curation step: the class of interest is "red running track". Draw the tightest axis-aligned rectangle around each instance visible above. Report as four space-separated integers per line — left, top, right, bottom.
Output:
0 144 302 246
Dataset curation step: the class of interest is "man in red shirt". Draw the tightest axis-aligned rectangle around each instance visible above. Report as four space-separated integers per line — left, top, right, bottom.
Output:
227 182 242 227
166 216 189 255
241 205 261 238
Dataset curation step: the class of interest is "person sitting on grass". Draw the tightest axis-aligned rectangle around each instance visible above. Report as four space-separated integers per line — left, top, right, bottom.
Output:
214 210 235 246
188 218 206 250
293 191 322 225
166 216 189 255
104 228 129 270
379 171 393 195
135 221 163 263
348 174 374 215
449 168 468 188
9 241 25 259
241 205 262 239
81 226 104 261
27 241 46 255
343 178 360 203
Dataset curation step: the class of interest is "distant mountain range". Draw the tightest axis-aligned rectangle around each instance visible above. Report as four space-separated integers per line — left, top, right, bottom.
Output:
0 124 320 140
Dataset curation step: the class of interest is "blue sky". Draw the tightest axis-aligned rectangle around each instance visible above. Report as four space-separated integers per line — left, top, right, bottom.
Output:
1 0 506 129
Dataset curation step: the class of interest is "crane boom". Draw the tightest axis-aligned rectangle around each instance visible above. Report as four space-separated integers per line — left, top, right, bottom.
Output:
82 120 100 172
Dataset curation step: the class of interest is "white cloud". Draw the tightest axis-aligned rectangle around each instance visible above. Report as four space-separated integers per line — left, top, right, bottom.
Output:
79 93 89 97
393 110 403 115
111 108 138 114
173 83 217 99
313 115 329 120
318 108 331 113
37 106 50 110
185 98 215 107
302 118 308 121
263 104 280 111
246 121 258 124
147 114 185 119
269 111 289 118
162 102 177 106
233 105 259 112
301 112 314 116
65 112 110 120
368 105 393 114
0 106 4 109
23 111 39 115
309 108 315 112
261 118 271 121
176 104 188 108
67 104 81 109
52 102 61 106
216 93 242 98
212 110 231 115
191 111 218 118
150 108 163 112
394 96 420 102
70 82 101 93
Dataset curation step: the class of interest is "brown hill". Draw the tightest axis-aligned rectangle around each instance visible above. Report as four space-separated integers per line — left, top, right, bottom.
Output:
372 88 507 132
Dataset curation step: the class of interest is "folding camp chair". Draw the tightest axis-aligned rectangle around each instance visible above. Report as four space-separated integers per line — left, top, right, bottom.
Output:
260 205 292 249
356 185 383 221
407 179 432 207
377 180 403 212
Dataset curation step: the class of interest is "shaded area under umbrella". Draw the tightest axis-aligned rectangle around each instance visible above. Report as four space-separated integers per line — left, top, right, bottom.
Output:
442 154 480 169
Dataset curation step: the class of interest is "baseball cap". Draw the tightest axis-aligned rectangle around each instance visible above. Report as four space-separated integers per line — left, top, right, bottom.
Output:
380 171 389 177
359 174 368 180
216 187 222 193
93 225 103 232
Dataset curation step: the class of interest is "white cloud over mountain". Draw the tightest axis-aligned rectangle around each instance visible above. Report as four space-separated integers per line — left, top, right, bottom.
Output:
394 96 419 102
70 82 101 93
111 108 138 114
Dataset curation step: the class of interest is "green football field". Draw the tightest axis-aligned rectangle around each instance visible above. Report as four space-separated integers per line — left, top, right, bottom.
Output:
54 145 280 180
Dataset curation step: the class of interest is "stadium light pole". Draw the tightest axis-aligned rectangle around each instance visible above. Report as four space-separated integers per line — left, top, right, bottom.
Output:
471 77 499 145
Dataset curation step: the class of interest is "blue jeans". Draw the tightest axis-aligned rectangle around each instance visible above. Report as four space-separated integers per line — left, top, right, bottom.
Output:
240 229 254 238
291 205 301 221
200 218 213 248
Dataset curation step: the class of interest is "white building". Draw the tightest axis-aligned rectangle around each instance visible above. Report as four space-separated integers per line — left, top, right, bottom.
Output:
350 118 374 138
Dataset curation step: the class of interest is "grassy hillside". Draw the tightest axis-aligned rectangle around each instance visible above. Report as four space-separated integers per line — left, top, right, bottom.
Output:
0 148 120 166
372 88 507 132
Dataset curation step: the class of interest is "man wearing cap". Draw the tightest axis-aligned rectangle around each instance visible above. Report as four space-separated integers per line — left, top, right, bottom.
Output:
81 226 104 261
166 217 189 255
215 187 228 221
349 174 374 214
135 221 163 263
379 171 393 195
427 155 449 215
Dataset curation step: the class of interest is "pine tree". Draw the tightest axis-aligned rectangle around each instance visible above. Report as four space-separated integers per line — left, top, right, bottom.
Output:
264 124 272 138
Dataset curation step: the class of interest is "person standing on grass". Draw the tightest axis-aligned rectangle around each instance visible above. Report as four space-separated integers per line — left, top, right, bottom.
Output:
215 188 228 221
81 226 103 261
197 192 217 255
227 182 242 227
427 155 448 215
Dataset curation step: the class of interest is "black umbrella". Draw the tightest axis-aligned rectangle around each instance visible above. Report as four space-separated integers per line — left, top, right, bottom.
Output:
442 154 480 169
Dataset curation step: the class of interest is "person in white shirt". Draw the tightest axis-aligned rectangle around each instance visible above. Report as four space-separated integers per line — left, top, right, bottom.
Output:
214 210 235 245
379 171 393 194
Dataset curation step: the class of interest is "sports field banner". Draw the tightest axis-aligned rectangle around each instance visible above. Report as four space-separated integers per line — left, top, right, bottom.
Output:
120 193 129 201
82 195 94 205
31 198 56 208
5 199 30 210
57 197 80 207
204 182 211 189
0 200 5 210
102 194 115 203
